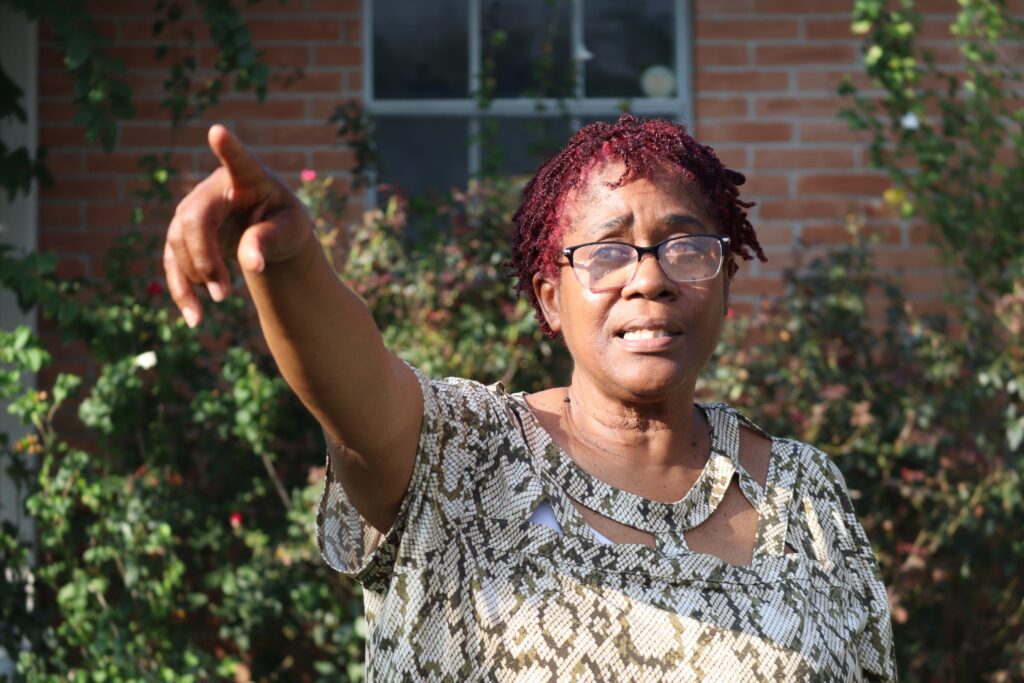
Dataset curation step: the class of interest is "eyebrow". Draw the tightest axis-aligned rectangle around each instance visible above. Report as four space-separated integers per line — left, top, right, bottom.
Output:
584 212 706 236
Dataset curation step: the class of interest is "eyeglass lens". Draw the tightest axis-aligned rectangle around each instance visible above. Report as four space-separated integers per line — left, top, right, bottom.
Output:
573 236 723 291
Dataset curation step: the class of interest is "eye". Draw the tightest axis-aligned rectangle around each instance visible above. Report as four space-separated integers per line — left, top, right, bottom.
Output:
589 244 630 262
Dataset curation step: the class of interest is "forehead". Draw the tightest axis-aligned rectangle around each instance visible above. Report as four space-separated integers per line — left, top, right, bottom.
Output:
562 159 712 228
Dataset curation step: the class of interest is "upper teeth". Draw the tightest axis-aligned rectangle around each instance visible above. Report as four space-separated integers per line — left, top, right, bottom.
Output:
622 329 671 340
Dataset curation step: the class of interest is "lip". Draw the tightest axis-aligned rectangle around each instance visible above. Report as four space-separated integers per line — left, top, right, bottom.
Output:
614 334 680 352
612 318 683 352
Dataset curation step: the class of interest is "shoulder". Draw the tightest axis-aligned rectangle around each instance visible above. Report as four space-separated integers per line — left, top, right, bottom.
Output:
406 363 514 427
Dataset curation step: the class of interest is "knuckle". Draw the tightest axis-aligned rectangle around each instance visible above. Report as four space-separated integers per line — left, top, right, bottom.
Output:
192 256 218 279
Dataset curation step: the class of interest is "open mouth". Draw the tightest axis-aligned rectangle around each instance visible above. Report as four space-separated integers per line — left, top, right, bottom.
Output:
618 329 675 340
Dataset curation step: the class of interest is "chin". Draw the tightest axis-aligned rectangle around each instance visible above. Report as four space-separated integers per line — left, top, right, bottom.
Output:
604 359 698 401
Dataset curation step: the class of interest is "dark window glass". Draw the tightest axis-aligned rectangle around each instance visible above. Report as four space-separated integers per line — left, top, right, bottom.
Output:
493 117 574 176
376 117 469 199
584 0 675 98
482 0 574 98
374 0 468 98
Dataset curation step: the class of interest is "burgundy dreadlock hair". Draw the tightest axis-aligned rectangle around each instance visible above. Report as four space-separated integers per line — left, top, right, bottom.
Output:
510 114 765 338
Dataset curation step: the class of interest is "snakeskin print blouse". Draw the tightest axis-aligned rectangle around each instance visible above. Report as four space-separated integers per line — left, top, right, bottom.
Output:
318 367 897 681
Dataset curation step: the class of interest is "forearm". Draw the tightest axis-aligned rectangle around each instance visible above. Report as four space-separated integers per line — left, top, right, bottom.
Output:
241 233 418 458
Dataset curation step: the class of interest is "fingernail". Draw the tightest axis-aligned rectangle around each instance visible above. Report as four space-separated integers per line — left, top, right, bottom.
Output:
183 307 199 328
249 247 265 274
207 282 227 302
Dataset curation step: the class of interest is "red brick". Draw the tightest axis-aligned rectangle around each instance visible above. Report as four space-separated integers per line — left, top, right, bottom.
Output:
344 18 363 42
796 173 890 195
38 19 117 43
311 149 358 172
754 0 851 13
696 96 747 118
754 147 855 169
120 124 209 148
107 46 172 70
798 122 869 144
120 18 210 43
694 0 753 15
730 276 785 297
39 205 83 228
872 247 943 269
902 274 950 295
315 45 363 67
707 146 748 169
694 71 789 92
232 122 339 146
755 96 842 117
696 19 799 40
909 224 937 245
801 223 899 245
249 20 342 42
272 71 344 93
919 19 957 41
697 121 793 143
308 0 362 11
40 177 120 202
796 70 874 92
84 151 193 175
38 71 74 97
915 0 960 14
86 205 137 229
203 98 306 121
39 229 122 253
55 257 88 279
249 150 309 173
345 70 364 93
748 224 795 246
43 152 84 175
804 20 864 41
758 199 850 220
695 45 750 67
743 174 789 196
85 0 156 14
756 44 859 65
923 45 963 65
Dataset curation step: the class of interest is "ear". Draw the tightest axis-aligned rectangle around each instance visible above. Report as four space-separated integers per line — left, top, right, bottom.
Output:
532 271 562 335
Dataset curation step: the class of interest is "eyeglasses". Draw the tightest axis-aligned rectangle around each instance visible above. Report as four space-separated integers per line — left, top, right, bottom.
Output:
561 234 731 292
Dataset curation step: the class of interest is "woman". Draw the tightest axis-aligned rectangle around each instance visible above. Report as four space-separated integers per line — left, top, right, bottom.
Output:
164 115 896 681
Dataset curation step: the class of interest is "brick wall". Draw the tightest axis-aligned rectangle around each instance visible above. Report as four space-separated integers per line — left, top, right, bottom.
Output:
35 0 1003 391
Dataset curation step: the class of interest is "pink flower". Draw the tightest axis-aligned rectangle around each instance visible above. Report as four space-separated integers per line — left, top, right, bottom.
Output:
229 512 243 529
300 169 317 183
726 307 734 319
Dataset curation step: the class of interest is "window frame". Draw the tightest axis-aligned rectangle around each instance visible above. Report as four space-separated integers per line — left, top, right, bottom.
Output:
361 0 694 199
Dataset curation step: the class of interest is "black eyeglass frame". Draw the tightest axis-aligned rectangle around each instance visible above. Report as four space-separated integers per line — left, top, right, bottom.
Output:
561 234 732 290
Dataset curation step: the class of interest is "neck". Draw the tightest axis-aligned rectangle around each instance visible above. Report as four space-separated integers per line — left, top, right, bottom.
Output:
562 371 703 470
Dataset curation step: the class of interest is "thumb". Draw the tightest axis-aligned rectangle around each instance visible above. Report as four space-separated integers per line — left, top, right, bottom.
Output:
207 124 272 202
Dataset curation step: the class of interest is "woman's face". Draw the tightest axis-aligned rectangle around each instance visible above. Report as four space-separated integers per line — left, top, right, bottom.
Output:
533 160 728 402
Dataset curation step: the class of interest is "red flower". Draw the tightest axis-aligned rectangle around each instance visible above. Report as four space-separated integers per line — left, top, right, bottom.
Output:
146 280 164 297
229 512 243 529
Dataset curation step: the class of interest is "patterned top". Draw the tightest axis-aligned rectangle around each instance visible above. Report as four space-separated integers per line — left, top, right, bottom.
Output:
317 367 897 681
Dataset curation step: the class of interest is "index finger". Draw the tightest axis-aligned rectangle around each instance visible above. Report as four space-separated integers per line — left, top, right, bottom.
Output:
207 124 272 201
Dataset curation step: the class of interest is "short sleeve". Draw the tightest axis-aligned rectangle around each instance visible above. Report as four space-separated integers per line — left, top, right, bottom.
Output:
825 458 898 682
316 364 500 593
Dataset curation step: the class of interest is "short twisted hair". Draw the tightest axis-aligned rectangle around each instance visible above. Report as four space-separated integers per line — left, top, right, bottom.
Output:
510 114 765 337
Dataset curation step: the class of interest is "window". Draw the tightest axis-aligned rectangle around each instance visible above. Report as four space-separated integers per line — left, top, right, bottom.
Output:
364 0 693 200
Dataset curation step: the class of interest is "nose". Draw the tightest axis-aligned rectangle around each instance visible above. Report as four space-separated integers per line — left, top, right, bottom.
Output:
621 252 678 299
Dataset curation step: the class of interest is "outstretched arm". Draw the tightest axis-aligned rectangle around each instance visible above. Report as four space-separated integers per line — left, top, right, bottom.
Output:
163 124 422 532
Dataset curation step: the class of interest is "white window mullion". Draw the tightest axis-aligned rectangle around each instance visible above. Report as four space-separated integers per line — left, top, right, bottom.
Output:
676 0 694 125
467 0 482 179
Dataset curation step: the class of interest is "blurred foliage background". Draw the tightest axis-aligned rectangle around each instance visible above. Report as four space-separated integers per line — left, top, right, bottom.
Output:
0 0 1022 680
